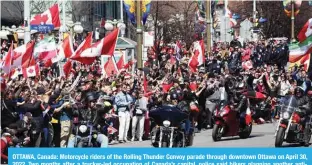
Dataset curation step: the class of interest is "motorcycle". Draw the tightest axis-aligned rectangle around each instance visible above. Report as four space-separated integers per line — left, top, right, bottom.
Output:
73 120 99 147
212 99 253 141
274 96 312 147
149 105 191 148
207 99 225 129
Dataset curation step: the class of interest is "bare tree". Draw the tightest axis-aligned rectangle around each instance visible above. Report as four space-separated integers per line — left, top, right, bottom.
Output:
228 1 312 39
1 1 24 25
148 1 197 54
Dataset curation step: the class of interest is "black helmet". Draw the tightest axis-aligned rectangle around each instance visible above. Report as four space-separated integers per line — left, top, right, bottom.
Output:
294 87 304 97
176 90 184 101
86 92 97 102
170 92 178 101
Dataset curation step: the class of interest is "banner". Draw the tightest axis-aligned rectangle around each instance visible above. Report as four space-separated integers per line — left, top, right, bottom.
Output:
8 148 311 165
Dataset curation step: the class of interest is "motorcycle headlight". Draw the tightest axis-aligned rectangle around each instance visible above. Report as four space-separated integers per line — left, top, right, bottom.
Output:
282 112 290 119
79 125 88 133
220 110 226 117
163 120 171 127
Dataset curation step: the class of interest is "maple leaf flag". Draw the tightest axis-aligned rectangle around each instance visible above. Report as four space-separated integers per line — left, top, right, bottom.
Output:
71 29 119 65
103 57 118 77
12 41 36 69
1 42 14 74
22 64 40 78
188 40 205 72
70 32 93 64
242 60 253 70
30 4 61 32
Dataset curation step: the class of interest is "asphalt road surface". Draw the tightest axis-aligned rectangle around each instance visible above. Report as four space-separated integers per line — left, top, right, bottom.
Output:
110 123 311 148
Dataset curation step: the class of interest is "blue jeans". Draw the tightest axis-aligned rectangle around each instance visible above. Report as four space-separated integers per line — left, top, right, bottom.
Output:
67 134 108 148
181 119 191 135
41 128 49 147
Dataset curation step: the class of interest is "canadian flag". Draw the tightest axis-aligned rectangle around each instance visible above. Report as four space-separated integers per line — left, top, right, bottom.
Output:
22 64 40 78
188 40 205 72
63 59 73 78
116 53 125 70
70 32 93 64
54 34 74 62
103 57 118 77
12 41 36 69
1 42 14 74
242 60 253 70
71 29 119 65
30 4 61 30
297 18 312 43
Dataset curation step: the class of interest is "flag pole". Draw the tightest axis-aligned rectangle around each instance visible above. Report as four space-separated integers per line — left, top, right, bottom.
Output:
24 0 31 43
7 42 14 80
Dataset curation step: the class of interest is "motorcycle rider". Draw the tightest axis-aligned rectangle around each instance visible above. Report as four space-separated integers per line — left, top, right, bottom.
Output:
7 112 33 146
67 92 109 147
229 79 248 124
170 90 195 142
294 87 312 146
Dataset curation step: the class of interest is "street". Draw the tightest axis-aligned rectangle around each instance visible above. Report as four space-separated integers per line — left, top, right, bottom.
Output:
110 123 311 148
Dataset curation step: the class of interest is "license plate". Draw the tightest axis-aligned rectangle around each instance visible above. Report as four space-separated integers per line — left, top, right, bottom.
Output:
32 131 37 134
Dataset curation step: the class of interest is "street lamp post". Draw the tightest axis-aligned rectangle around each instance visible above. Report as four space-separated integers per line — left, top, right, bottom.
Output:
291 0 295 42
136 1 143 69
104 19 126 36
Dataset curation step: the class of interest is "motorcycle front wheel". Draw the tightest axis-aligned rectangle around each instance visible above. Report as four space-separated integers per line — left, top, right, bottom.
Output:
239 124 252 139
275 127 286 147
212 125 223 142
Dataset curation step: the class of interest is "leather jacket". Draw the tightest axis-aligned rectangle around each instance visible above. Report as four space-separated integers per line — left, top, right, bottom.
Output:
297 96 312 115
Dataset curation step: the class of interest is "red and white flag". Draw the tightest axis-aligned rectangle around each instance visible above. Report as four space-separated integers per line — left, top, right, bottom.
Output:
30 4 61 30
34 36 57 61
188 40 205 72
297 18 312 43
100 18 106 28
104 57 118 77
72 29 119 65
22 64 40 78
116 53 125 70
54 34 74 62
12 41 36 69
1 42 14 74
242 60 253 70
63 59 73 78
70 32 93 64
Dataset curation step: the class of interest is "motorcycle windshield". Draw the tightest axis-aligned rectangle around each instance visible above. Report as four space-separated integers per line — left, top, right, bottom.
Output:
149 105 189 127
280 96 298 113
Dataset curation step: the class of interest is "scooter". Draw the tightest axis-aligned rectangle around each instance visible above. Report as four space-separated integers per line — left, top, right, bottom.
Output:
212 100 253 141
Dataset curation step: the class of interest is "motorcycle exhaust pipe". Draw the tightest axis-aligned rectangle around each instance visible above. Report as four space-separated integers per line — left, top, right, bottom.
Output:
169 128 174 148
158 128 163 148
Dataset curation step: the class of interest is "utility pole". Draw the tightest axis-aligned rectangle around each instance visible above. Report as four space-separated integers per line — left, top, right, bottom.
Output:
24 0 31 43
206 0 211 57
120 0 124 37
291 0 295 42
136 1 143 69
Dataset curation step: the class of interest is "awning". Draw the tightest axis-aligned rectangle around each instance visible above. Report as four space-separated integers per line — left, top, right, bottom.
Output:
116 37 137 49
